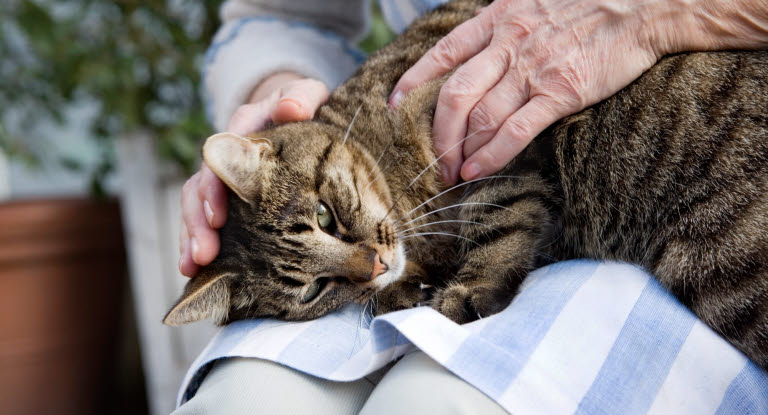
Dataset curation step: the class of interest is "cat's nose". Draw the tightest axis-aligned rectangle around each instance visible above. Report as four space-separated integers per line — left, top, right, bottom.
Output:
370 253 389 280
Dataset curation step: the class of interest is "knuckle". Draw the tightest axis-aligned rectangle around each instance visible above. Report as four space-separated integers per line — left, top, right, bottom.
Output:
549 62 587 108
502 116 533 140
468 103 497 131
431 35 462 71
440 72 477 108
433 139 452 157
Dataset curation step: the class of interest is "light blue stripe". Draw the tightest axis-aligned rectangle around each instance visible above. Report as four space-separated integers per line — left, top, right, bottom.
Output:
714 362 768 415
371 306 427 352
445 259 600 398
575 278 694 415
204 319 265 359
276 308 370 377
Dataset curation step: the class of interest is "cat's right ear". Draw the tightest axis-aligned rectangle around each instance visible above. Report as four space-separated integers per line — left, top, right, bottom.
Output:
203 133 273 204
163 268 233 326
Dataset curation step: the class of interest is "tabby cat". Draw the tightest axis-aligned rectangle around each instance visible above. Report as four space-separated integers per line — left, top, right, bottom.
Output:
165 0 768 368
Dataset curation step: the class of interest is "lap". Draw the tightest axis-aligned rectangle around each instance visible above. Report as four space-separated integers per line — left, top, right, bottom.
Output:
173 351 506 414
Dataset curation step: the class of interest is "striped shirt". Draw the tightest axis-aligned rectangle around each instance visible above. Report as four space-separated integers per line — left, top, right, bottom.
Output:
178 261 768 413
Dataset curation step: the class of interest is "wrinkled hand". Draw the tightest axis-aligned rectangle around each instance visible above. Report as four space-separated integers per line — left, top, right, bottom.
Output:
179 74 329 276
391 0 667 185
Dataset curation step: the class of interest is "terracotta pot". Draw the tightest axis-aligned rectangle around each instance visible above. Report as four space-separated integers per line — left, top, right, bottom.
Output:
0 198 127 415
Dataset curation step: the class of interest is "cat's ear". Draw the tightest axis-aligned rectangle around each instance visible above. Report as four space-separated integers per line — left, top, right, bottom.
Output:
203 132 273 204
163 268 233 326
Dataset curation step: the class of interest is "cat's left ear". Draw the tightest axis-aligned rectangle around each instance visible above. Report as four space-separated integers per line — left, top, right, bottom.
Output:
203 132 273 204
163 267 233 326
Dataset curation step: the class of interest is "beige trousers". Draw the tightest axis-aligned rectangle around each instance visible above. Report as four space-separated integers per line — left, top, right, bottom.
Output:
173 351 508 414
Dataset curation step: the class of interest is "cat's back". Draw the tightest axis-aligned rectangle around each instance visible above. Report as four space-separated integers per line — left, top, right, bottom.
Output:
548 50 768 266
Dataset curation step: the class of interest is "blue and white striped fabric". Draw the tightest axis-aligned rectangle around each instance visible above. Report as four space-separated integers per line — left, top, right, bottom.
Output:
177 260 768 413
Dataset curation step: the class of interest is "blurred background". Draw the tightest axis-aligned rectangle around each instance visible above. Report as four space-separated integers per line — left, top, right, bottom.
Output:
0 1 394 414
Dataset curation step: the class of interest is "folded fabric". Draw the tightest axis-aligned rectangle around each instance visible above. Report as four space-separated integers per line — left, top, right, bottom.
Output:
177 260 768 414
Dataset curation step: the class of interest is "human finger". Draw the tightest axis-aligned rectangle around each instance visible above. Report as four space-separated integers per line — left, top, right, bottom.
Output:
227 101 273 135
432 47 510 185
179 224 199 277
463 70 528 159
272 79 330 124
197 162 228 229
461 95 567 180
181 174 221 267
390 12 493 108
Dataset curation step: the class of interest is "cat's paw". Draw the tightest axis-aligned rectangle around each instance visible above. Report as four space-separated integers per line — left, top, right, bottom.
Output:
432 284 511 324
373 280 430 316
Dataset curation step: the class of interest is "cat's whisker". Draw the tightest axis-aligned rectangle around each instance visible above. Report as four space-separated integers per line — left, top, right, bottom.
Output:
364 159 394 193
406 128 486 189
367 135 396 183
395 219 493 236
383 128 489 221
400 202 515 228
394 175 523 225
399 231 480 248
341 104 363 146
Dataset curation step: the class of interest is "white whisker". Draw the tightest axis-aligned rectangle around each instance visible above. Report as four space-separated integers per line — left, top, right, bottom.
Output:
364 159 394 193
400 202 514 227
396 175 522 224
396 219 494 235
383 127 490 220
342 105 363 146
399 231 480 247
368 135 396 181
406 128 487 189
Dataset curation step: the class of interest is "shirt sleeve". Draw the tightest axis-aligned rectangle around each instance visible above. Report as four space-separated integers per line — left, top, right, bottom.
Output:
204 0 370 131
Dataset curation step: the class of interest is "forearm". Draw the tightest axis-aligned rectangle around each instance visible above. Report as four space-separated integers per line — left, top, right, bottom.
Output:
204 0 368 131
650 0 768 56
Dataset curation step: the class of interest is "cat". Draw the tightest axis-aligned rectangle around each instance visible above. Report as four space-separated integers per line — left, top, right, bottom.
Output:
165 0 768 368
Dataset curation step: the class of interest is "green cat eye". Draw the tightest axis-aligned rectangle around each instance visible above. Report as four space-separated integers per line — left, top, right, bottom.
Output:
317 202 334 229
302 280 322 303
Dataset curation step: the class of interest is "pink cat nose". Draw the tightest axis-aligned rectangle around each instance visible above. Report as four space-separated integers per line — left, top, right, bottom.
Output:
371 253 389 280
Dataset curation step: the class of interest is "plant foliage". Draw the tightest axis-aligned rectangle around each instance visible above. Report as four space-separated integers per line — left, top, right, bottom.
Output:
0 0 394 189
0 0 221 178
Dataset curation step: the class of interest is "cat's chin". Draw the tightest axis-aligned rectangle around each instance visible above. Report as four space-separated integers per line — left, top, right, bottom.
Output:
371 243 406 290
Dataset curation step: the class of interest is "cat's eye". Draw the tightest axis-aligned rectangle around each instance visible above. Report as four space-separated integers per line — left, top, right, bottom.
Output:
317 202 334 229
302 278 326 303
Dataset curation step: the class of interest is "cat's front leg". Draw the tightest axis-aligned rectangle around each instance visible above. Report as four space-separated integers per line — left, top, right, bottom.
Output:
432 171 558 324
373 261 431 315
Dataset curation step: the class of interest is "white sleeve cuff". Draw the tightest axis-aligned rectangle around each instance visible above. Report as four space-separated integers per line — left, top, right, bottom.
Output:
203 17 366 132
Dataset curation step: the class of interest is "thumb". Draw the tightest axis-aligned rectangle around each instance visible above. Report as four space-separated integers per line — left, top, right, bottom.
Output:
272 79 330 124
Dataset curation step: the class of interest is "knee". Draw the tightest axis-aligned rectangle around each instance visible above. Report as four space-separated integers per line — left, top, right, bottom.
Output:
360 352 508 415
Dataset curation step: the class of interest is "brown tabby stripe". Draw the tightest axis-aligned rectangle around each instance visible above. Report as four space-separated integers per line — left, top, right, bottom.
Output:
314 141 334 191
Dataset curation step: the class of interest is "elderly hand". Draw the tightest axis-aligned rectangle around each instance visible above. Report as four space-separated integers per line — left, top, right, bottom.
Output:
390 0 768 185
179 73 329 276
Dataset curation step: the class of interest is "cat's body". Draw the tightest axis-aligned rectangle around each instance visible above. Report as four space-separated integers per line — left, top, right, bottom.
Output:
166 0 768 368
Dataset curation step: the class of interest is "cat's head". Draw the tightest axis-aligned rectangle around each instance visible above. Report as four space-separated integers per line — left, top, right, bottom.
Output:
164 123 407 325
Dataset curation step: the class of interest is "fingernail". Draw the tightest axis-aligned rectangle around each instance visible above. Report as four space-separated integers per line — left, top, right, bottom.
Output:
462 162 480 181
204 200 214 227
190 238 199 263
390 90 403 109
